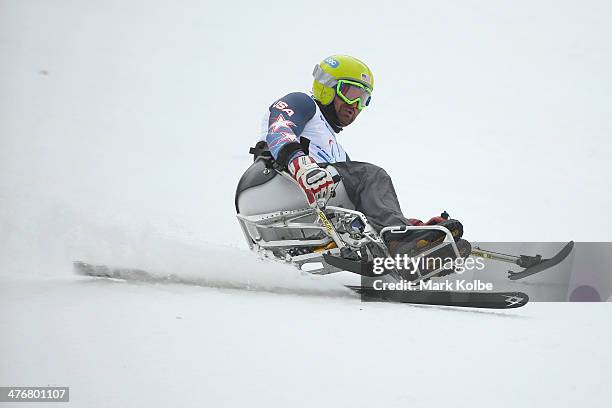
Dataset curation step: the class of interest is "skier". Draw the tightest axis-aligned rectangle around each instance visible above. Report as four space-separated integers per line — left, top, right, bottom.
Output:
253 55 464 256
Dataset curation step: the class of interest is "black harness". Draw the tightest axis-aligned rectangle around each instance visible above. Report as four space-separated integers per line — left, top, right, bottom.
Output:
249 138 311 170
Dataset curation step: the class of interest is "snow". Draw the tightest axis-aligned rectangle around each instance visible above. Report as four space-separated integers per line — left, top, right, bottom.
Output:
2 279 611 407
1 0 612 406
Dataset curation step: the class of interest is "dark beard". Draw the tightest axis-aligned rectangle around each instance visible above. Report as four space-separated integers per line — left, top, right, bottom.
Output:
315 100 343 133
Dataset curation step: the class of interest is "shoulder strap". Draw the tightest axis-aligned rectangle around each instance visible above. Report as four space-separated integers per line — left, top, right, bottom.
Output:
249 138 311 169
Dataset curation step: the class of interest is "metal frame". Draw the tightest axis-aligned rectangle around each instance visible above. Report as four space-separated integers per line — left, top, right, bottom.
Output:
237 167 573 281
237 204 464 281
236 207 346 275
237 167 465 280
236 208 331 250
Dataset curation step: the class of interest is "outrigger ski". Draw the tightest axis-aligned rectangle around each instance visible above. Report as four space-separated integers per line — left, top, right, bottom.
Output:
471 241 574 280
323 241 574 282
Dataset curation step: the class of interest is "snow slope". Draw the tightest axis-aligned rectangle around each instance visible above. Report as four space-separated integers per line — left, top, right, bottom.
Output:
1 0 611 406
2 279 611 408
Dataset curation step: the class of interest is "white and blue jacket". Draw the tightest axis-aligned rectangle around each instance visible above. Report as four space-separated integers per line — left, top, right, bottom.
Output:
258 92 348 167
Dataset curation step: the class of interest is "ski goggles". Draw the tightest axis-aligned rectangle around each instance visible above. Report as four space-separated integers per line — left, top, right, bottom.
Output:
336 79 372 110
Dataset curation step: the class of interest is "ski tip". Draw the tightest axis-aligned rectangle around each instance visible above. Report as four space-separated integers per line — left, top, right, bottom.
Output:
508 241 575 281
502 292 529 308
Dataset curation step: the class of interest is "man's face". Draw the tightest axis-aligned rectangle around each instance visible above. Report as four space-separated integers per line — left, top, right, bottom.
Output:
333 95 361 127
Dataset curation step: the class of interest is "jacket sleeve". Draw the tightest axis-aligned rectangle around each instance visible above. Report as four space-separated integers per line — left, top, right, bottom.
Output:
265 92 316 168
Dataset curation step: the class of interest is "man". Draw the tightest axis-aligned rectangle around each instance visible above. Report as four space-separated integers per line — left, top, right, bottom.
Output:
256 55 463 256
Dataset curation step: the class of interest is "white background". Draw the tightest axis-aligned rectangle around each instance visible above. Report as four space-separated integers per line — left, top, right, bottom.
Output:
1 1 611 407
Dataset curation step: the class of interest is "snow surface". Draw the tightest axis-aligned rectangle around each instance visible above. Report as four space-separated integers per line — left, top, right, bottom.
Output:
1 0 612 407
2 279 611 408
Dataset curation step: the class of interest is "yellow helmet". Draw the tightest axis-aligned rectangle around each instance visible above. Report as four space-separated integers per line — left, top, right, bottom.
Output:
312 55 374 105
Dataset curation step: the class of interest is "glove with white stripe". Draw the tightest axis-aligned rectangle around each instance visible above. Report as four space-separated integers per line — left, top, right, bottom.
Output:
288 155 335 208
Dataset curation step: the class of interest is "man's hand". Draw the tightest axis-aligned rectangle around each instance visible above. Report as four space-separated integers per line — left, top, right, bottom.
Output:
288 155 335 207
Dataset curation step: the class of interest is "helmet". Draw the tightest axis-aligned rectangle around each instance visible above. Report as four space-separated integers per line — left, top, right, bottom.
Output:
312 55 374 106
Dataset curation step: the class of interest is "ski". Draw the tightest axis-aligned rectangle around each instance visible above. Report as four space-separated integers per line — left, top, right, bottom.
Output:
507 241 574 280
471 241 574 281
346 285 529 309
